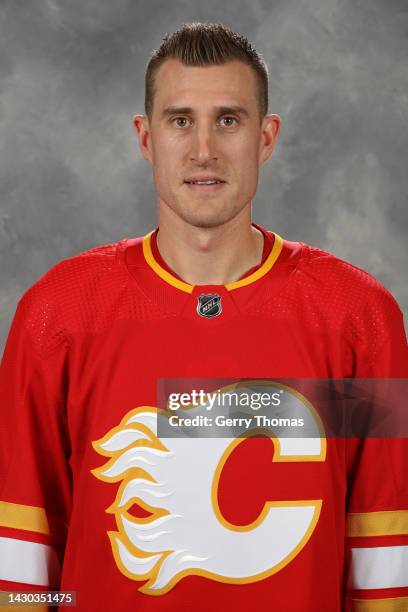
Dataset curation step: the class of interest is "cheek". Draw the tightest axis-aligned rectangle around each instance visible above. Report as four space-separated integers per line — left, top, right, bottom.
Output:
154 136 185 166
153 153 180 191
152 140 172 165
151 132 176 162
230 136 260 165
231 148 259 180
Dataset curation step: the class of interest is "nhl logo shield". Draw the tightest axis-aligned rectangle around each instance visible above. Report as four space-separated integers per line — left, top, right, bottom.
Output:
197 293 222 319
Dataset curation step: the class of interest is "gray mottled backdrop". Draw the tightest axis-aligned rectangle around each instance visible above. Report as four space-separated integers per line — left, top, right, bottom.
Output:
1 0 407 354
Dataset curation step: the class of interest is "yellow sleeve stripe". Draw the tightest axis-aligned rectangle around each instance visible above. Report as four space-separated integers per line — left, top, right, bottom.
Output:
346 510 408 537
349 596 408 611
0 596 49 612
0 501 50 535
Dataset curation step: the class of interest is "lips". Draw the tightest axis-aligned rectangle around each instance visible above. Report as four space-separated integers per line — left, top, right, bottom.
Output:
184 180 226 192
184 176 226 184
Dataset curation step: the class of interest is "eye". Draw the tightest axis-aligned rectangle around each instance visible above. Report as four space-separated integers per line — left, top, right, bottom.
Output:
219 116 238 127
172 117 191 128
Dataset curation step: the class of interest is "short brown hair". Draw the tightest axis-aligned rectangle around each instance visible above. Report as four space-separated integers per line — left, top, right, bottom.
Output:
145 22 269 120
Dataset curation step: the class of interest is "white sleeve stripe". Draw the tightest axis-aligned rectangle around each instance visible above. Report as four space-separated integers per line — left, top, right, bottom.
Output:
350 545 408 589
0 537 61 587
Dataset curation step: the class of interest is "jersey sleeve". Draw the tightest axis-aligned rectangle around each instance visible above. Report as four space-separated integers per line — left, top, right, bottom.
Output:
0 290 72 601
344 289 408 611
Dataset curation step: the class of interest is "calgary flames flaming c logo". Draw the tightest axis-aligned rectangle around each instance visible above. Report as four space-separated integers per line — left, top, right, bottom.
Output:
91 384 326 596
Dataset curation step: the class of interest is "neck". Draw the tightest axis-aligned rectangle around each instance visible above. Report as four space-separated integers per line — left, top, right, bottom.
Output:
156 205 264 286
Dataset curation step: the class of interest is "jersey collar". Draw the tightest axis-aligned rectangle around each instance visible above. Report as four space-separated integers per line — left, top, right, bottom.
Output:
142 228 283 294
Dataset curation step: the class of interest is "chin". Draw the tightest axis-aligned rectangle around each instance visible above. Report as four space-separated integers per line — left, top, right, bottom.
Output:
177 206 239 230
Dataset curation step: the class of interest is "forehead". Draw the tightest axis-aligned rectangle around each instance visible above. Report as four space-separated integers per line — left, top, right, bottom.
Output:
153 58 258 111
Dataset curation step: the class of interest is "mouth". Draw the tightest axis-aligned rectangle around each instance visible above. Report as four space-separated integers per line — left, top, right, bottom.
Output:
184 177 227 192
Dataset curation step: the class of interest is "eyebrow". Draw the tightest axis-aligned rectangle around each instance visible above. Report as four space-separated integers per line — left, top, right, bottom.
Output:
161 105 249 118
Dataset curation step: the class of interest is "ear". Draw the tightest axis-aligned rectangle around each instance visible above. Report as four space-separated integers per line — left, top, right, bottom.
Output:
258 114 281 166
133 115 153 164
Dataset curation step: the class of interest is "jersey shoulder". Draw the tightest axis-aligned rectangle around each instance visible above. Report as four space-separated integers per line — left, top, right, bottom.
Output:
298 242 401 308
16 238 132 357
297 242 404 346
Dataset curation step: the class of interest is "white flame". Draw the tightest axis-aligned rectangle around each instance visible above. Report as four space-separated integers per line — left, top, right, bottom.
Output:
92 389 325 595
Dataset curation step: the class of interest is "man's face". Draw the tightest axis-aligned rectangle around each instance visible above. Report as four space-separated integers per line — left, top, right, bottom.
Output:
134 59 280 229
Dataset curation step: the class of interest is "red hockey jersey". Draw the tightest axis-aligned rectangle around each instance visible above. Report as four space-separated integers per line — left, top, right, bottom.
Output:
0 223 407 611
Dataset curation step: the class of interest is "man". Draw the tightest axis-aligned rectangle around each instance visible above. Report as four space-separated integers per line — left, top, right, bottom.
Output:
0 22 407 612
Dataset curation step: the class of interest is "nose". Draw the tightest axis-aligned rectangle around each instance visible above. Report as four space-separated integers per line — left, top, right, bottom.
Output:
189 122 218 164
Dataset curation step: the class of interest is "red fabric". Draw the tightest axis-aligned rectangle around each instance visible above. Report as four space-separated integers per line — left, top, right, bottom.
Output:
0 225 407 611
